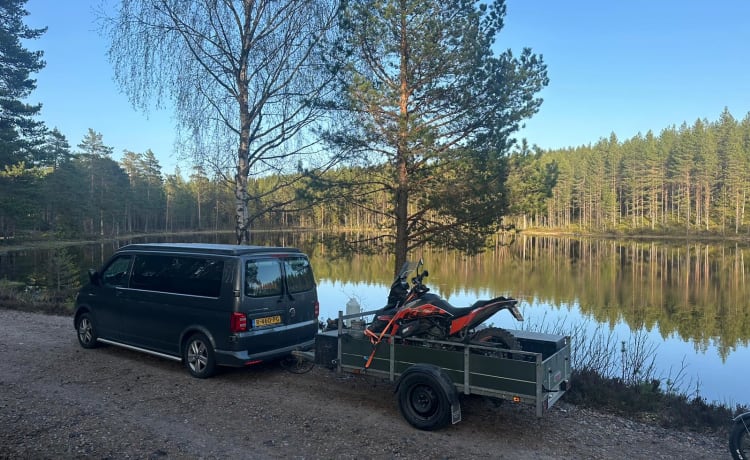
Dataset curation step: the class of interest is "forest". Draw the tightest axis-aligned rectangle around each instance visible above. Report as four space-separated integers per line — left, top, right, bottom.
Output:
509 108 750 236
3 109 750 242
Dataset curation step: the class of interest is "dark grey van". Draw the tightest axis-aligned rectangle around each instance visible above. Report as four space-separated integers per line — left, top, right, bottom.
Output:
73 243 319 378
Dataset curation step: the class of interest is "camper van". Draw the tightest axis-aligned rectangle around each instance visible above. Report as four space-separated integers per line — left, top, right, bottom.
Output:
73 243 319 378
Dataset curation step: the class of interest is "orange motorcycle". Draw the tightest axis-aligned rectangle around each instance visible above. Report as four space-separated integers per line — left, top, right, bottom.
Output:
363 259 524 368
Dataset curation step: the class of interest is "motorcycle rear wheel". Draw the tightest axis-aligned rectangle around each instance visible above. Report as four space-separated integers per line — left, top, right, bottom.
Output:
470 327 521 358
730 418 750 460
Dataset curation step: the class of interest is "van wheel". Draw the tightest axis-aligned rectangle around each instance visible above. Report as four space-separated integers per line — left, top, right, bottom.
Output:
184 333 216 378
76 313 99 349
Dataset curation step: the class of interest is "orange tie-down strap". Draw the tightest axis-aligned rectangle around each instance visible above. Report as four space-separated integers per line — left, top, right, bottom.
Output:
363 315 398 369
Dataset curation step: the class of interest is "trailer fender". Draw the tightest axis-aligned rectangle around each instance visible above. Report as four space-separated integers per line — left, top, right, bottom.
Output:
394 363 461 430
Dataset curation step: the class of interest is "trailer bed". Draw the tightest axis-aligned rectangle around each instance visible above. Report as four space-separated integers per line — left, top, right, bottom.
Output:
314 325 571 418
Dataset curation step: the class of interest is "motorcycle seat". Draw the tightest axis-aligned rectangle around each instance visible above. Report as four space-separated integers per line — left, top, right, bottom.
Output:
439 296 515 316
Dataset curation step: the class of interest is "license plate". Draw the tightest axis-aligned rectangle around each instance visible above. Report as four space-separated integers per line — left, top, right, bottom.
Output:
253 315 282 327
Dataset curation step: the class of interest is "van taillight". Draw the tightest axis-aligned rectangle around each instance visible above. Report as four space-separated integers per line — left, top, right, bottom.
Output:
314 301 319 318
230 313 247 333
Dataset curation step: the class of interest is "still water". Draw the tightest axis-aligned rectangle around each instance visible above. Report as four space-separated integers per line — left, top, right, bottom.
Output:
1 232 747 406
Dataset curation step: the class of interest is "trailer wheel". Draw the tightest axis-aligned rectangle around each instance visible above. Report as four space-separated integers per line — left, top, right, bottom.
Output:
397 370 453 431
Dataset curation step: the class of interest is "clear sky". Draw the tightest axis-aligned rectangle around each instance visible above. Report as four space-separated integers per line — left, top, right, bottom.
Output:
22 0 750 173
25 0 180 172
501 1 750 150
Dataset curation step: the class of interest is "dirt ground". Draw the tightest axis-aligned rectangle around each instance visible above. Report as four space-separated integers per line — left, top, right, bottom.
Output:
0 308 730 459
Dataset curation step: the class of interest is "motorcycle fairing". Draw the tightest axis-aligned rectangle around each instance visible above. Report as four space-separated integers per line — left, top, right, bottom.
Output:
448 296 520 335
408 295 522 336
365 302 448 339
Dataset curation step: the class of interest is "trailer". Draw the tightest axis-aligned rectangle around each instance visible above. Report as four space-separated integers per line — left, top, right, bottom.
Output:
295 310 572 431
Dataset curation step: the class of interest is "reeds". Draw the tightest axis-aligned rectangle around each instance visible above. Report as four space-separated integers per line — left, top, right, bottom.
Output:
519 310 746 431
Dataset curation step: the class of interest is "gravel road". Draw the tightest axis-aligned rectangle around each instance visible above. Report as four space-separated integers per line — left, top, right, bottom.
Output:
0 308 729 459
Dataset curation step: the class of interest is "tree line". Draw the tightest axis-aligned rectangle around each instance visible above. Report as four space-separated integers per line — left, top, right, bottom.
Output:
295 108 750 239
0 128 224 238
4 107 750 242
505 108 750 236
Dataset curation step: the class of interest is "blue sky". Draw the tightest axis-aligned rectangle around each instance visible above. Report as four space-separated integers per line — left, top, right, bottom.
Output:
25 0 179 171
23 1 750 173
502 1 750 149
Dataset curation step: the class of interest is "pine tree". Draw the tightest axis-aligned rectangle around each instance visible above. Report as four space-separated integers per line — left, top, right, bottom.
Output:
0 0 46 168
75 130 127 236
320 0 548 273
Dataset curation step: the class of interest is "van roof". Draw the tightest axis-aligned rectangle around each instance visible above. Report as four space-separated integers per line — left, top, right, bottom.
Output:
117 243 304 257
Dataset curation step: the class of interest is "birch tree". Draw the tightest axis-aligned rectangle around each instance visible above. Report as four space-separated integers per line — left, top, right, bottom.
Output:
104 0 339 243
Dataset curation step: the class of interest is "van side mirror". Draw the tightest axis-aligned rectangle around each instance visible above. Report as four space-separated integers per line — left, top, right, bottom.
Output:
88 269 101 286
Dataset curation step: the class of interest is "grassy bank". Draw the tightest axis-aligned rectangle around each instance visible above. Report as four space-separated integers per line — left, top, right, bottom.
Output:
564 368 744 433
520 317 748 434
0 280 75 316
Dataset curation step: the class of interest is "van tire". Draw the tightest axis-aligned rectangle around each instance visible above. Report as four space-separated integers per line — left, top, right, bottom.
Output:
76 312 99 349
184 333 216 378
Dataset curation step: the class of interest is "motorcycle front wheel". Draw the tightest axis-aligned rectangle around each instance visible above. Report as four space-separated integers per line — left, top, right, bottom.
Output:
730 418 750 460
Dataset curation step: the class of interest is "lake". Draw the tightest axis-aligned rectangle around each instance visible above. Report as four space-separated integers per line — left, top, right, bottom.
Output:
1 232 748 406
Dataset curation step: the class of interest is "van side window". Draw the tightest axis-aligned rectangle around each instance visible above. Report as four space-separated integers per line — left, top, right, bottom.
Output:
131 255 224 297
101 255 132 287
284 256 315 294
245 260 283 297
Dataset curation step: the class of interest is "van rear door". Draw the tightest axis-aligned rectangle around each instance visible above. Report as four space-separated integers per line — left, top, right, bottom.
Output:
241 256 318 351
281 255 318 323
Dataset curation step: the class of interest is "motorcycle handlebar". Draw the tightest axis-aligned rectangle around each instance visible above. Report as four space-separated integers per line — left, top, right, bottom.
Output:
411 270 430 293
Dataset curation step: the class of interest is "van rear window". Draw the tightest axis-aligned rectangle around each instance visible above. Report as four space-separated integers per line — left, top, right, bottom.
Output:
284 257 315 293
245 260 283 297
131 255 224 297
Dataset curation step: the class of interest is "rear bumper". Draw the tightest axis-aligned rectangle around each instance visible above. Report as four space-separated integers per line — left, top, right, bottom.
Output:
214 320 318 367
215 338 315 367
